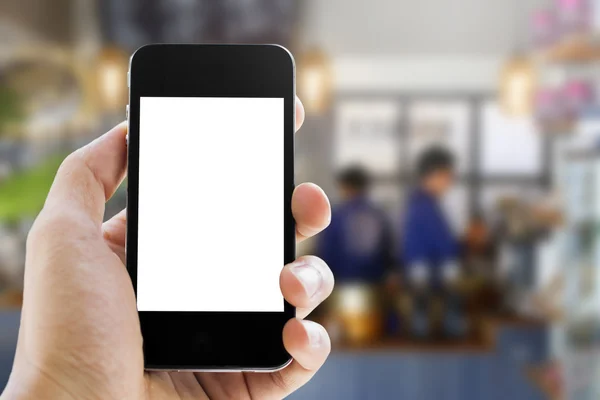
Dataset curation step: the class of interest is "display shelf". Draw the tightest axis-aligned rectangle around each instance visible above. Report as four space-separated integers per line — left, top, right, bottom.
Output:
0 290 21 309
289 323 549 400
538 35 600 64
329 315 547 354
538 119 576 135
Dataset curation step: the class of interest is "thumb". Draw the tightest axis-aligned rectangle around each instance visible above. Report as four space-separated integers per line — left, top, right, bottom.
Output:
43 122 128 228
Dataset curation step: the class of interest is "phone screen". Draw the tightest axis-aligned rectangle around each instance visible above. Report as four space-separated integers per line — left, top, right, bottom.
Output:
136 97 284 313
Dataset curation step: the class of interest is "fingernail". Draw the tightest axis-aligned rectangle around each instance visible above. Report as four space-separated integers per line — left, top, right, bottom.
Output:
306 322 324 348
290 262 322 299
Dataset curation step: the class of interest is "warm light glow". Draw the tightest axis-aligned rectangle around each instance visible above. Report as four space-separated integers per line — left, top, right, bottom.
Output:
500 56 536 117
97 48 128 111
338 285 371 313
297 48 332 114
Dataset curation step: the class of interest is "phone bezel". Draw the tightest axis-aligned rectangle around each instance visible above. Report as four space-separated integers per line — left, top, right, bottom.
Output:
127 44 296 371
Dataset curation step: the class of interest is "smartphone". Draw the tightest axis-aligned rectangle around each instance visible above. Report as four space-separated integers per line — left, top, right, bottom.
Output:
126 44 296 371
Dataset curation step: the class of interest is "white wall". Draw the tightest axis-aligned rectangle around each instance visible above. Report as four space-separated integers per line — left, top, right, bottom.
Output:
300 0 544 55
332 55 503 92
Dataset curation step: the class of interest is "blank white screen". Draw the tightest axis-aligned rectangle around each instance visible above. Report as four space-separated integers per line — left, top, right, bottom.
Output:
136 97 284 312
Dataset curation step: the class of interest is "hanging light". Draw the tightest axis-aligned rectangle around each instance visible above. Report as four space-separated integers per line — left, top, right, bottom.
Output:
500 0 538 118
96 47 129 112
297 48 333 115
500 54 536 117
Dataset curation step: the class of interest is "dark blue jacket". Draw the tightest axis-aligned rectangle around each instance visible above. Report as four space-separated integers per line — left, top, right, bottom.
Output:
317 196 393 283
401 189 458 278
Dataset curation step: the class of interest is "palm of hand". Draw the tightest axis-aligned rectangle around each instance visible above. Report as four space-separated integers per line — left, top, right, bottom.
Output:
16 213 294 400
4 104 333 400
103 215 311 400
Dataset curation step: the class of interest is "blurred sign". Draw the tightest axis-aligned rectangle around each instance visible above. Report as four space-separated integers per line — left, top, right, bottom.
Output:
407 101 471 175
334 100 401 175
101 0 298 49
481 101 542 176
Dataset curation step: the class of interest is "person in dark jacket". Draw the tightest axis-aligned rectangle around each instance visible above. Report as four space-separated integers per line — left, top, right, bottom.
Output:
401 147 465 338
317 166 394 284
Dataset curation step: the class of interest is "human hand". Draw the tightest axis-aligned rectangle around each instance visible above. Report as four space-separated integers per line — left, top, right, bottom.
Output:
2 99 335 400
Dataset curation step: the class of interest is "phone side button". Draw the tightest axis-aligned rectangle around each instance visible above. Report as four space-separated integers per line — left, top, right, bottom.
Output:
125 105 130 145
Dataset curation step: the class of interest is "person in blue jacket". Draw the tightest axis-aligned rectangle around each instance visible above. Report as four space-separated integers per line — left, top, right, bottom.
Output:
317 166 394 284
401 146 464 338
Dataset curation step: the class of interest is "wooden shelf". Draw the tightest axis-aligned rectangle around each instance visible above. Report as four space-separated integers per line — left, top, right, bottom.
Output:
333 339 491 354
331 315 548 354
0 290 22 309
538 35 600 63
538 119 577 135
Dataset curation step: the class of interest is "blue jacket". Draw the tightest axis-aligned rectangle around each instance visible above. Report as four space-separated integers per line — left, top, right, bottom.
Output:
401 189 459 275
317 196 393 283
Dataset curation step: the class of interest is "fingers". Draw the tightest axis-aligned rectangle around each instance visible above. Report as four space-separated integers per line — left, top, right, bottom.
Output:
292 183 331 242
295 96 305 132
107 218 336 320
280 256 334 319
246 319 330 399
43 122 128 227
283 319 330 371
102 209 127 263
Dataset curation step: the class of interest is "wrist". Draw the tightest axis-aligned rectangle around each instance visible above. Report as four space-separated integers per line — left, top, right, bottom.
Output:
2 368 77 400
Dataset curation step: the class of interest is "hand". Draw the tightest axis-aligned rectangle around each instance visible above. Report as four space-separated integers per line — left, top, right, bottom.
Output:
2 98 335 400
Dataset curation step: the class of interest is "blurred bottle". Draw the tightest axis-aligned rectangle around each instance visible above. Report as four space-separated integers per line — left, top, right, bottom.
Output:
328 285 384 346
464 214 495 278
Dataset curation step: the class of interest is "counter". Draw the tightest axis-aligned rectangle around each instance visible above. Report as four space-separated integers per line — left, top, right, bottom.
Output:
0 312 548 399
289 318 549 400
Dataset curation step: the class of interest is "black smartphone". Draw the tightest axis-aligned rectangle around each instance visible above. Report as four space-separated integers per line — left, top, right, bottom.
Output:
126 44 296 371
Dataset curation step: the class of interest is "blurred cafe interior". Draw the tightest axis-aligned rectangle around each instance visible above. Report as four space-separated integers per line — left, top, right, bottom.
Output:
2 0 600 399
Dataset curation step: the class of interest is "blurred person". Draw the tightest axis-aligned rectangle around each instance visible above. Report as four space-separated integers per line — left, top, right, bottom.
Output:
2 100 337 400
317 165 394 284
316 166 394 344
401 147 465 338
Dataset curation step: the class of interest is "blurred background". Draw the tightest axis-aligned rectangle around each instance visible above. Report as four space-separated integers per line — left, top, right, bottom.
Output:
2 0 600 398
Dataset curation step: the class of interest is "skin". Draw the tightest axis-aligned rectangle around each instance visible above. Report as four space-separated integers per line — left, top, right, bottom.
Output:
421 170 454 198
338 186 363 202
1 98 335 400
